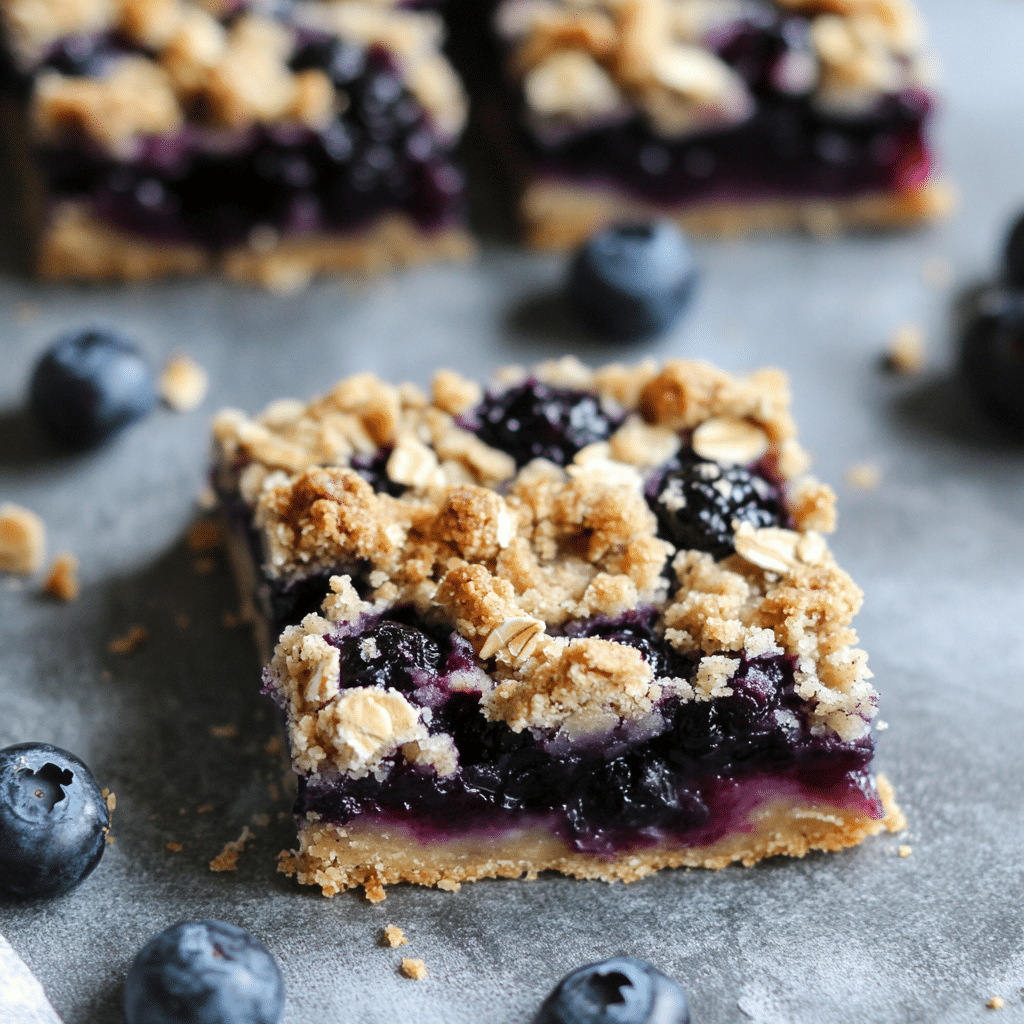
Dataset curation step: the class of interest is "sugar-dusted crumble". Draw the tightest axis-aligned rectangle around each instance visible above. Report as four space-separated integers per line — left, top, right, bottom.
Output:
166 842 183 853
43 551 79 601
400 958 427 980
209 825 253 872
987 997 1005 1010
0 503 46 574
108 625 149 654
160 353 209 412
898 844 913 858
382 925 408 948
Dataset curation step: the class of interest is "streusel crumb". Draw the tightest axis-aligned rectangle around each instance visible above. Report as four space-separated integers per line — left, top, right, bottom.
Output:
108 625 149 654
382 925 408 948
400 958 427 980
885 323 925 374
43 551 79 601
0 503 46 574
161 353 209 411
209 825 253 871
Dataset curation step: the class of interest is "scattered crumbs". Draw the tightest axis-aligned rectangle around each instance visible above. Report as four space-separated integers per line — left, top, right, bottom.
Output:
268 783 280 802
400 958 427 980
101 788 108 799
160 353 209 412
876 720 889 731
253 813 271 828
101 669 112 681
186 518 222 553
277 811 289 820
179 807 187 815
106 833 115 845
193 556 216 575
846 463 881 490
105 792 117 813
922 254 954 288
383 926 408 948
175 612 190 630
166 842 183 853
197 486 219 511
264 736 282 756
988 997 1005 1010
222 610 240 628
209 826 254 872
109 626 148 655
898 844 913 858
884 323 926 375
197 804 213 814
210 724 238 739
43 552 80 601
0 503 46 574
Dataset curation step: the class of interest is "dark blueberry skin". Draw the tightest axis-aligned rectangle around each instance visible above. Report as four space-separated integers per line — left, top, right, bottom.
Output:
0 742 108 900
29 328 157 449
533 957 690 1024
469 379 620 467
336 620 445 692
960 290 1024 429
1004 209 1024 287
567 223 698 342
649 458 784 558
124 920 284 1024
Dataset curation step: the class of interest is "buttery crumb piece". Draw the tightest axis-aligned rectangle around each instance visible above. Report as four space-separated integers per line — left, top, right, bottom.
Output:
43 552 80 601
106 792 116 812
885 323 925 374
210 723 238 738
0 503 46 574
253 813 270 827
383 925 408 948
166 841 183 852
197 804 213 814
898 844 913 858
109 625 148 654
193 555 216 574
987 997 1005 1010
160 353 210 411
846 463 881 490
400 958 427 980
264 736 282 755
186 518 222 552
197 486 218 511
222 610 240 627
209 826 254 872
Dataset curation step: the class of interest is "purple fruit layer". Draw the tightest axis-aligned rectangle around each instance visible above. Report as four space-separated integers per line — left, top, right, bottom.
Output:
271 608 879 857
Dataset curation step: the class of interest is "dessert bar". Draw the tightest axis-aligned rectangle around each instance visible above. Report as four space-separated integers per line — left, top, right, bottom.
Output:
212 357 904 900
0 0 470 286
486 0 949 248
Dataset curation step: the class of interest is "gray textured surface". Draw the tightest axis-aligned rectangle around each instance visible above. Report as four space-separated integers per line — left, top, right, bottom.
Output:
3 0 1024 1020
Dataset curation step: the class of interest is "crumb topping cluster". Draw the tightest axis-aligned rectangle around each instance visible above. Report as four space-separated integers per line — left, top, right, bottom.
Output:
3 0 466 153
494 0 930 138
214 358 871 784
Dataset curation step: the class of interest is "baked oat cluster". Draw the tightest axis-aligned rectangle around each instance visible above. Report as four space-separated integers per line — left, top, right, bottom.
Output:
497 0 930 139
214 356 874 803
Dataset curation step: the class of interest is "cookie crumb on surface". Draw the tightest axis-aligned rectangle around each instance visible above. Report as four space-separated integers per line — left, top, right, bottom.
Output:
884 323 925 374
222 610 240 627
210 724 238 738
166 842 183 852
0 503 46 574
109 625 148 654
253 813 270 827
846 463 881 490
987 997 1004 1010
160 353 209 411
400 958 427 980
186 518 222 552
210 826 254 872
197 804 213 814
383 925 408 948
193 555 216 574
43 552 80 601
264 736 282 755
197 486 218 510
898 844 913 858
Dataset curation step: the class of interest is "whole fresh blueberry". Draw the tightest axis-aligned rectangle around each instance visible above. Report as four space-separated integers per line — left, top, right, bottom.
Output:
960 289 1024 429
0 742 109 900
567 222 698 341
29 328 157 448
124 920 284 1024
533 957 690 1024
1003 209 1024 287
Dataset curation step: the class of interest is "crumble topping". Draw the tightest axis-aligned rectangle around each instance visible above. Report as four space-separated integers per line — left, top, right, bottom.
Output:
219 359 880 787
400 957 427 980
0 503 46 574
496 0 930 136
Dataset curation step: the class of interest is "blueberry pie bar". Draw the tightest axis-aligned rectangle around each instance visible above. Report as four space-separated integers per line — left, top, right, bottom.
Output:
0 0 470 286
212 357 904 900
484 0 949 248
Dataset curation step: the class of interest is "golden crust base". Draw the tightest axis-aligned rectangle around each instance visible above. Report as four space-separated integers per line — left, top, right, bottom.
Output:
278 774 905 901
36 202 476 288
520 178 955 251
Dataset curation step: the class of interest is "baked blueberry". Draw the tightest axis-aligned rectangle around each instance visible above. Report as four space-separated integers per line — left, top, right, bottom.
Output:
29 328 157 449
533 957 690 1024
0 742 108 900
469 380 618 467
124 920 284 1024
960 290 1024 428
566 223 698 341
649 459 784 558
1003 209 1024 287
337 620 444 692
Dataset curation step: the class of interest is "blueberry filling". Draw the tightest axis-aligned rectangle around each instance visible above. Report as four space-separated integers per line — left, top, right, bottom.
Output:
646 456 785 558
464 379 622 467
286 612 878 855
35 44 464 249
351 449 406 497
